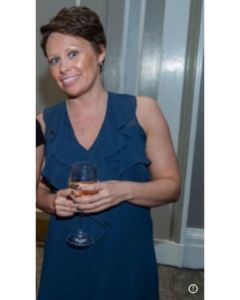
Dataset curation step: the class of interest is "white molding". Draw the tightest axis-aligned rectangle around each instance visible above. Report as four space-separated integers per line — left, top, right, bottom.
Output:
154 239 185 267
154 228 204 269
134 0 146 94
185 228 204 246
179 3 204 244
119 0 130 92
157 0 191 150
121 0 146 95
183 228 204 269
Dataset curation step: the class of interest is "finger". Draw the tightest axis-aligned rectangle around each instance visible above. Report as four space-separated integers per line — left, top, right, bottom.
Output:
73 193 99 205
77 197 111 212
57 188 75 197
55 206 77 216
83 203 111 214
56 199 78 210
72 189 83 197
56 210 75 217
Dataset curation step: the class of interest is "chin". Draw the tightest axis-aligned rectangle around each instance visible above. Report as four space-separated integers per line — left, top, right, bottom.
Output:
60 81 94 98
66 90 88 99
62 87 84 98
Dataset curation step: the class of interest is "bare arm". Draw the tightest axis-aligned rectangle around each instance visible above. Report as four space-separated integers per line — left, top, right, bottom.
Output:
37 181 79 216
36 114 46 134
36 145 44 186
128 96 181 206
36 181 56 214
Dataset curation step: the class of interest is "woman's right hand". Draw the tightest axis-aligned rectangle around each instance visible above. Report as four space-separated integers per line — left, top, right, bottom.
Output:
54 188 78 217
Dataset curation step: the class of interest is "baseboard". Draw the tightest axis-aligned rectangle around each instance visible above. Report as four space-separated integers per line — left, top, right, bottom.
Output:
154 228 204 269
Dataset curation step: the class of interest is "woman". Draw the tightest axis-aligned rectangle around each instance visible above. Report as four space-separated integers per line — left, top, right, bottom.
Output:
37 6 181 300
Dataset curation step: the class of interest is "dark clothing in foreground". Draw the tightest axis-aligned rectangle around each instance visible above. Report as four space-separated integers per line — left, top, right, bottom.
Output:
36 119 45 147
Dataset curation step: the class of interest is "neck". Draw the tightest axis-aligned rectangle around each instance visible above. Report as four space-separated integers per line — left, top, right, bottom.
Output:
66 88 108 116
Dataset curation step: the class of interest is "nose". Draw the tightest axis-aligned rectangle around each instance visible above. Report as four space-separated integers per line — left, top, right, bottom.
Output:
60 59 72 73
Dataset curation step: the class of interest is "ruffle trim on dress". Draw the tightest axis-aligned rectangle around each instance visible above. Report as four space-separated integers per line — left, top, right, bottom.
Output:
101 93 151 179
102 124 151 178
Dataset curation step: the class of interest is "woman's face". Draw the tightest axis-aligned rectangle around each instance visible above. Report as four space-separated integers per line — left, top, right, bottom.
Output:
45 32 106 98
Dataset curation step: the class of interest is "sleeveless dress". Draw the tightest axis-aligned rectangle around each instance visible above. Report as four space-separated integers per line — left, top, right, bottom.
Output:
37 92 159 300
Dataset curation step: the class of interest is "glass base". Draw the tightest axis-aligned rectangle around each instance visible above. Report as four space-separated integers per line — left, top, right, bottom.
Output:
66 231 94 248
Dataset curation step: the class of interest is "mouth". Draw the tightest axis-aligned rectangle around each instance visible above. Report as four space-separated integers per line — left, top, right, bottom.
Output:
61 75 79 87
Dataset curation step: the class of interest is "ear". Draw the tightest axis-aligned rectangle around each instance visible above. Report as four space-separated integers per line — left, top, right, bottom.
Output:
97 44 106 65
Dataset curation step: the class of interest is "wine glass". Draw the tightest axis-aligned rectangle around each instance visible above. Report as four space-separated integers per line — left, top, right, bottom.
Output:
66 161 97 248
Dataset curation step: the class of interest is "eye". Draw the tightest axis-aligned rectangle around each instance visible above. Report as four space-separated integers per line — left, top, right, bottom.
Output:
48 57 59 66
68 50 79 59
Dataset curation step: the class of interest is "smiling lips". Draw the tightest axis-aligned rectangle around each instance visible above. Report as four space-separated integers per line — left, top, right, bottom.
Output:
61 75 79 87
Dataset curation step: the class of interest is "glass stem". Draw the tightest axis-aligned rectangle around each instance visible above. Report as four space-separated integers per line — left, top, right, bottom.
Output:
78 213 85 234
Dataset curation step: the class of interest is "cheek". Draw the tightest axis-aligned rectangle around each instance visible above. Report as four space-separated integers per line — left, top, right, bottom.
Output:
49 67 58 80
80 55 98 73
49 68 64 89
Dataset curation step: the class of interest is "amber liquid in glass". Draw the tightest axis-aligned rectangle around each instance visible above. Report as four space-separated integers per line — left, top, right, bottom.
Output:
69 181 98 195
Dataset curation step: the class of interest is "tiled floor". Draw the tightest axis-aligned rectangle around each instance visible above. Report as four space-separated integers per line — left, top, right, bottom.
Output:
36 246 204 299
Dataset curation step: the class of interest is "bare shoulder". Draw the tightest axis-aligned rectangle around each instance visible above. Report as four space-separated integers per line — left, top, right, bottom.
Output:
36 113 46 133
36 113 43 123
136 96 168 134
136 95 159 110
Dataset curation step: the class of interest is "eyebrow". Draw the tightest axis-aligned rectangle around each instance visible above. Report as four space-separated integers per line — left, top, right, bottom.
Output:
47 45 80 57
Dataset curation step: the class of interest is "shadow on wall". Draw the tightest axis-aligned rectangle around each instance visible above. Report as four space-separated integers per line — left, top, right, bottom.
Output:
37 71 66 107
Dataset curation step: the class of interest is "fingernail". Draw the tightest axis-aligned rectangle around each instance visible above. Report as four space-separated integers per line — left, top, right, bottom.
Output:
82 184 94 189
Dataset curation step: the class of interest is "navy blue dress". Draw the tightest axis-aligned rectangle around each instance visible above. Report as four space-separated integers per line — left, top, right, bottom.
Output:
38 92 159 300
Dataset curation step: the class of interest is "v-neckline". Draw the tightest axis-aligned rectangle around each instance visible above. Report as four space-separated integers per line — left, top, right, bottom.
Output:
64 93 110 152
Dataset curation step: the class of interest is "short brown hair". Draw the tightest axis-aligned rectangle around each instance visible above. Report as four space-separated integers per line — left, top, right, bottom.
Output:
40 6 107 57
